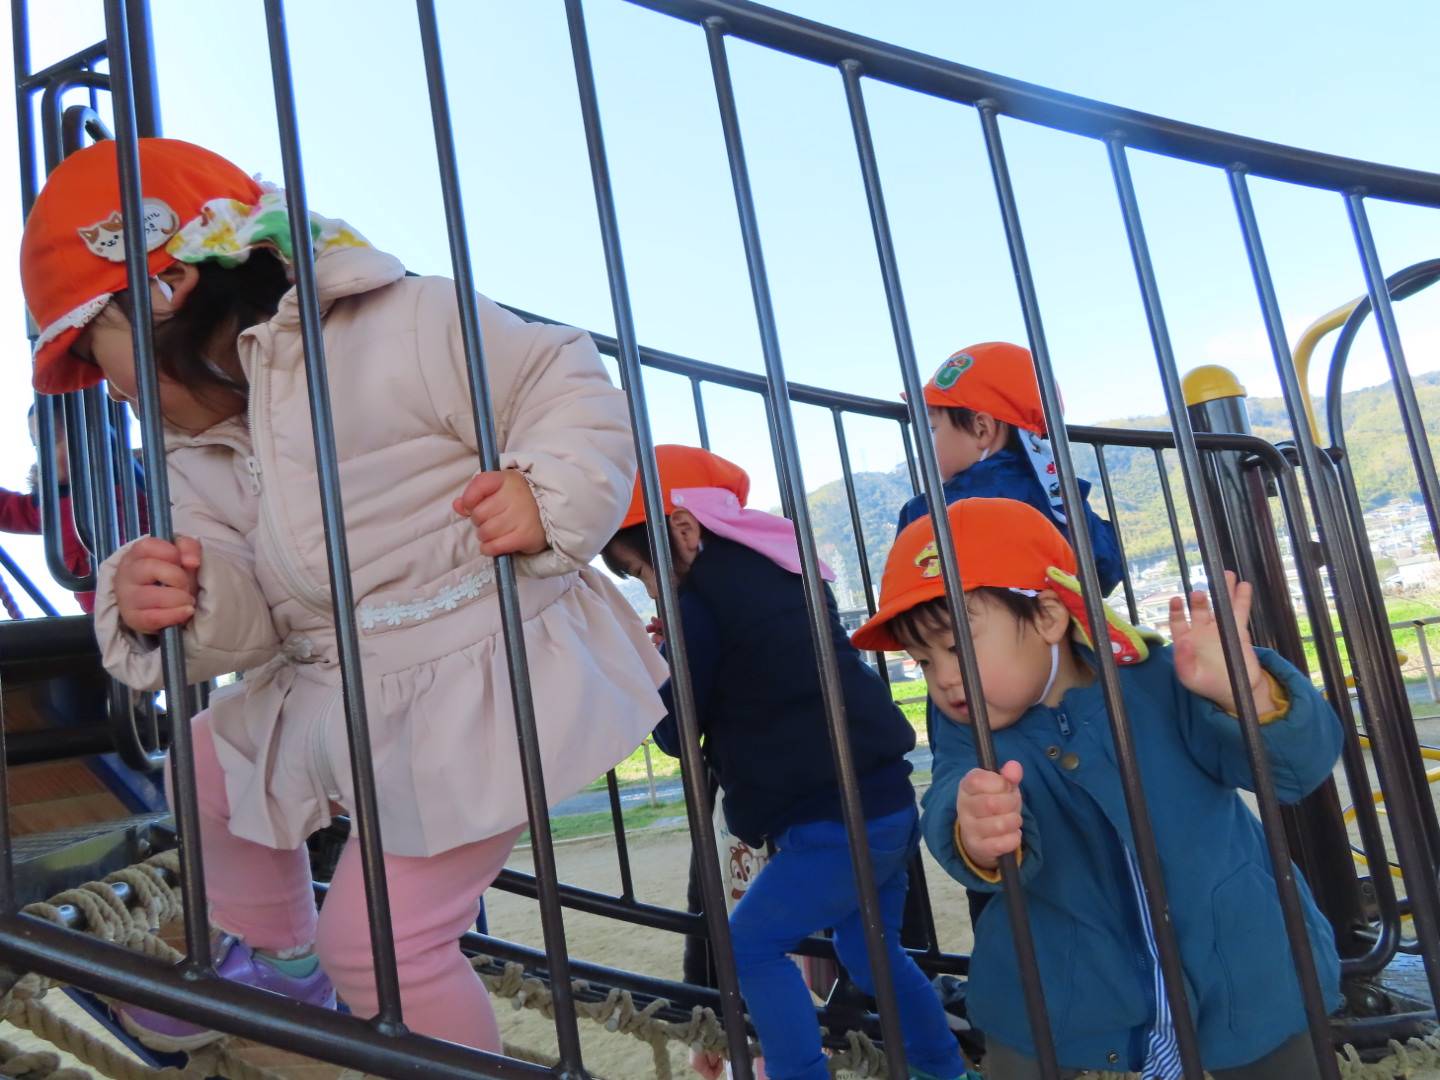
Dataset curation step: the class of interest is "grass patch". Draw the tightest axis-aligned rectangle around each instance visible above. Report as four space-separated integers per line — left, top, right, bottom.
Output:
520 800 688 845
584 739 681 792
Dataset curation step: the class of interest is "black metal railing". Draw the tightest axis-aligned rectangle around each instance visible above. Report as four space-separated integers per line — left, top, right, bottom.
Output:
3 2 1440 1078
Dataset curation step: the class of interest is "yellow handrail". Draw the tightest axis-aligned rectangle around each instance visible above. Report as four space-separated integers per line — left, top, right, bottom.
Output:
1291 297 1363 443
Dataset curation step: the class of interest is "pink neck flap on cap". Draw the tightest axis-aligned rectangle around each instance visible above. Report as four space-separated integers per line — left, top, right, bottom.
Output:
670 487 836 582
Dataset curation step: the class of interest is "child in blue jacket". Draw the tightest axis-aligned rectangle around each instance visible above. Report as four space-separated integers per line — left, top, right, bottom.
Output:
852 498 1342 1080
896 342 1122 597
604 445 973 1080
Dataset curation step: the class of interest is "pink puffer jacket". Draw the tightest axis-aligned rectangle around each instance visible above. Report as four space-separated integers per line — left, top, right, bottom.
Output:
94 245 665 856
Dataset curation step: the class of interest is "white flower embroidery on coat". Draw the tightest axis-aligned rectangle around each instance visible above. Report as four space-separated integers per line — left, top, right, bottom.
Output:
356 564 496 631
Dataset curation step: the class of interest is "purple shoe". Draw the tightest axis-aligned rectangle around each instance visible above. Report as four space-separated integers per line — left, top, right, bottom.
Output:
115 936 336 1053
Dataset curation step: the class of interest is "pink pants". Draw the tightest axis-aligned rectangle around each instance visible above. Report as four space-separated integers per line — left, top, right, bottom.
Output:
179 710 520 1049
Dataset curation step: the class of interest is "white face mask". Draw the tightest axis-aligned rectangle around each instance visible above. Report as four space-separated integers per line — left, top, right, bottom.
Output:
978 447 991 463
153 276 174 302
1035 642 1060 706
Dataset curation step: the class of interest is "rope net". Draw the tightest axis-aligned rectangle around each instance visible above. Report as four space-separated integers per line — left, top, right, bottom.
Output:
0 849 1437 1080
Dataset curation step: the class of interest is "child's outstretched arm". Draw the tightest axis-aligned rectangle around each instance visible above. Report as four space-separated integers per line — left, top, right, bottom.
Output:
0 485 41 534
1170 571 1343 801
94 465 281 691
922 751 1041 892
416 281 635 579
652 591 721 757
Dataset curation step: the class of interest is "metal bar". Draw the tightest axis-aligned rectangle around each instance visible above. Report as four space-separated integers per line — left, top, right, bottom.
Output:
31 395 90 591
604 770 638 902
704 30 908 1075
0 544 60 616
10 0 39 220
844 59 1058 1071
560 1 753 1072
101 0 209 972
899 420 920 495
764 395 795 518
625 0 1440 207
1224 171 1432 976
1154 447 1193 595
507 303 908 421
81 386 120 566
1345 194 1440 601
0 916 547 1080
122 0 161 136
414 1 586 1067
17 39 108 91
1092 444 1138 623
111 400 143 546
691 377 711 449
1415 623 1439 704
262 0 404 1030
62 391 97 558
1268 459 1400 977
979 101 1203 1076
841 57 1060 1073
1108 137 1338 1078
833 411 879 619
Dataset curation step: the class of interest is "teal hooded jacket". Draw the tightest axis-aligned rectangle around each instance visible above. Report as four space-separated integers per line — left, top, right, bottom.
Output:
922 645 1342 1072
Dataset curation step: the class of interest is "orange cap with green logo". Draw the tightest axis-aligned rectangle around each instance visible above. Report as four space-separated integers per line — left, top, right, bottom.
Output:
922 341 1048 435
850 497 1151 663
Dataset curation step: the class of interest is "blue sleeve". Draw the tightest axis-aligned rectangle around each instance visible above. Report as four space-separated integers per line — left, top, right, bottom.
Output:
1176 647 1343 803
921 727 1043 892
654 590 722 758
1071 479 1123 598
896 493 922 533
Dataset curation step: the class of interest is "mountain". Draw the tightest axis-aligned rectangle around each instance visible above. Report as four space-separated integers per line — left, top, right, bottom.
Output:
801 373 1440 611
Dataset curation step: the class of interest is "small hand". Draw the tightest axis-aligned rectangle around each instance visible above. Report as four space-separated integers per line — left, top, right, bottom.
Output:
1168 570 1272 715
955 760 1024 871
115 535 201 634
453 470 547 557
646 616 665 648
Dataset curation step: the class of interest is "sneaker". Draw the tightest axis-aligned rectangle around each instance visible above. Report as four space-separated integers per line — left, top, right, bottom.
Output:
115 936 336 1053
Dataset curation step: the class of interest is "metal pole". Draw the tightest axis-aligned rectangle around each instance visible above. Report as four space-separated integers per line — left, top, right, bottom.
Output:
262 0 405 1031
1091 444 1139 624
415 1 595 1068
691 377 711 450
101 0 210 971
1414 622 1439 705
844 59 1060 1075
1229 169 1432 987
1109 137 1338 1078
704 29 909 1075
979 101 1204 1077
561 1 754 1070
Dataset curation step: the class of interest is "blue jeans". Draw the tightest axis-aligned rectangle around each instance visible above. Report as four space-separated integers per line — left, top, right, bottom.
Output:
728 805 965 1080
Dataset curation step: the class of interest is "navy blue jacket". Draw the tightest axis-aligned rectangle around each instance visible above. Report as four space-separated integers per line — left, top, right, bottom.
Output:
895 445 1124 597
922 646 1343 1072
653 537 915 847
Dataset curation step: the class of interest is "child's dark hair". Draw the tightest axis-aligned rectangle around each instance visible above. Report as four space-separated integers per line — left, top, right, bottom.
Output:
889 588 1045 651
937 406 982 435
111 251 291 411
602 519 706 578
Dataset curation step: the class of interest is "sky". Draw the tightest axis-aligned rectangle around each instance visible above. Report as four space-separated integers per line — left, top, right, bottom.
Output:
1 0 1439 615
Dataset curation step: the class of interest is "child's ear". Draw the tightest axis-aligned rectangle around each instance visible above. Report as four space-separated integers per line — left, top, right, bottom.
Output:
156 262 200 312
1035 590 1073 645
974 411 997 440
669 508 703 562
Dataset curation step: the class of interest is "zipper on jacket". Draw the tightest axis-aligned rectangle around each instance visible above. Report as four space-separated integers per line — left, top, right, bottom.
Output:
1056 709 1072 738
246 353 333 617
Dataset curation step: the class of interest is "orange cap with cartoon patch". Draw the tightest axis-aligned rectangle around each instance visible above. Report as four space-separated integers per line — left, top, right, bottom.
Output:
20 138 263 394
922 341 1048 435
851 497 1152 664
620 445 751 529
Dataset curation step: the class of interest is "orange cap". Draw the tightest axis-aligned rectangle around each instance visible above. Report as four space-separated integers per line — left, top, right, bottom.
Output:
20 138 263 394
620 445 751 530
852 499 1074 653
922 341 1048 435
